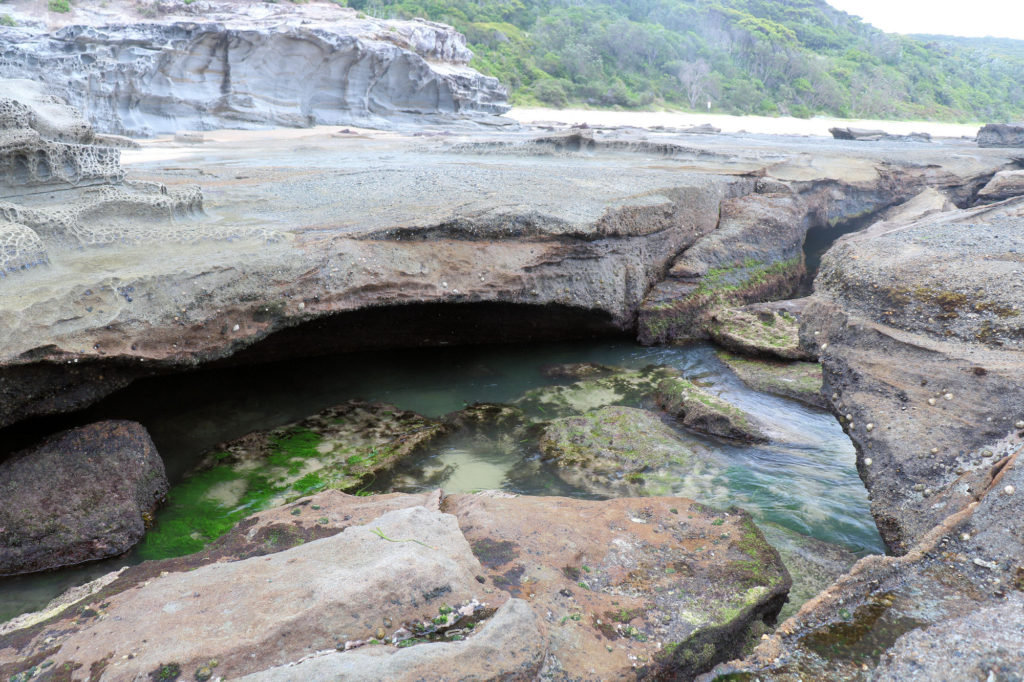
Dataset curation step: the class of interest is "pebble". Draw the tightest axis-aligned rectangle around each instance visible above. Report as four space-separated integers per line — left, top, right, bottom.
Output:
1005 485 1016 496
960 533 971 541
930 447 939 454
943 393 953 401
866 423 875 432
927 398 936 406
1016 420 1024 429
864 458 873 466
232 324 240 332
981 449 993 458
820 343 828 351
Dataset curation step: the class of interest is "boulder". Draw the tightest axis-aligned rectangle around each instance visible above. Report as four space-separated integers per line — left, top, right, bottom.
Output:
538 405 697 493
0 3 509 136
443 492 791 680
137 400 446 559
0 420 167 575
976 168 1024 202
715 351 825 409
977 122 1024 147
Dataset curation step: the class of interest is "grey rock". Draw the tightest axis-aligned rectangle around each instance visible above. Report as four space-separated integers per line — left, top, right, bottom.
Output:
0 420 167 575
977 168 1024 202
977 122 1024 147
0 2 509 136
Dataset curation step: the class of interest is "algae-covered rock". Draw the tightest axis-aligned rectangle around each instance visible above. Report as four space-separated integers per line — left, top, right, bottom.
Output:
716 350 825 409
0 420 167 576
515 365 678 418
539 361 621 381
655 375 769 443
137 400 444 558
444 492 791 680
515 363 706 420
706 305 812 361
538 405 696 493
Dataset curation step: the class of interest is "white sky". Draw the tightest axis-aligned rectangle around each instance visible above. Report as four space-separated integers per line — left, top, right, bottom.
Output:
826 0 1024 40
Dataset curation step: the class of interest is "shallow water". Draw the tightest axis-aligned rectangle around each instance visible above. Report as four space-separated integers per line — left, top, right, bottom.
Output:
0 341 885 623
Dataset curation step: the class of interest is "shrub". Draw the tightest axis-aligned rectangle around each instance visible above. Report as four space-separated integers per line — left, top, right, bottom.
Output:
48 0 70 12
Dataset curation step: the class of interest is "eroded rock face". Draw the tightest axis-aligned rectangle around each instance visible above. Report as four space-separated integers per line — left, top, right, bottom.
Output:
0 489 791 682
0 2 509 136
802 196 1024 553
977 168 1024 202
0 420 167 576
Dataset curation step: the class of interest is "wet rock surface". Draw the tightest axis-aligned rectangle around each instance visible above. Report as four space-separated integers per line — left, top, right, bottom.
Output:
705 304 812 361
538 405 696 493
703 444 1022 681
0 1 509 136
0 420 166 576
715 351 825 409
137 400 445 558
0 489 790 682
654 373 770 443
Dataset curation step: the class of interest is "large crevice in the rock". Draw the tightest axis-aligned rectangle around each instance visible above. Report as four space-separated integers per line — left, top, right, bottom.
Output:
0 301 627 452
798 208 889 295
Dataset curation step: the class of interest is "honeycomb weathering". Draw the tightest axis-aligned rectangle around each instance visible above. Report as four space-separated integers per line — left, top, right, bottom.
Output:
0 79 279 278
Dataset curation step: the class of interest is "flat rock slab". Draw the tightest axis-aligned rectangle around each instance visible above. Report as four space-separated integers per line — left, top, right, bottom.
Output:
0 420 166 576
705 305 812 361
1 505 508 680
443 492 791 680
715 351 825 410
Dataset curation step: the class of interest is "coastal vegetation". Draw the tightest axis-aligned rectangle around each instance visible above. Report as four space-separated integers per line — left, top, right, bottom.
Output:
348 0 1024 121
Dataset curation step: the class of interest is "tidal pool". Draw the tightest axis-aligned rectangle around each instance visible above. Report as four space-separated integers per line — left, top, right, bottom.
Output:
0 341 885 623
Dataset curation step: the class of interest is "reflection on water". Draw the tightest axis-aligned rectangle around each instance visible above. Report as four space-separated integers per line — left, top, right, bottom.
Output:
0 341 884 623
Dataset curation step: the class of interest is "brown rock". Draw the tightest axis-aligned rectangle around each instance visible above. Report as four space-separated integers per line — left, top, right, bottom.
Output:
0 420 167 576
443 492 791 680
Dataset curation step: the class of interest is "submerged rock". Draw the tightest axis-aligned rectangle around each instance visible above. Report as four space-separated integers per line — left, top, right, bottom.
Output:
138 400 444 558
539 361 621 381
514 365 678 418
716 350 825 409
538 405 696 493
0 420 167 576
704 442 1023 680
444 492 791 680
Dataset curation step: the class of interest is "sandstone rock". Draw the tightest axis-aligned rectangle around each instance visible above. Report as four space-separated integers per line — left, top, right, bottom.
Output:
976 168 1024 202
0 505 511 679
0 420 166 575
705 304 812 361
538 405 696 493
138 400 445 558
0 3 509 136
977 122 1024 147
655 374 769 442
803 196 1024 553
716 350 824 409
0 86 1018 432
443 492 791 680
239 599 546 682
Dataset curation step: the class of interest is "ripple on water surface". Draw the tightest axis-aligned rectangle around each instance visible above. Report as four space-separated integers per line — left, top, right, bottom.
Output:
0 341 884 623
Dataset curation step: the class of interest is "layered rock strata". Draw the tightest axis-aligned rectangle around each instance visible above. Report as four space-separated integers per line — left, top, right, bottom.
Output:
0 489 789 681
0 1 509 136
